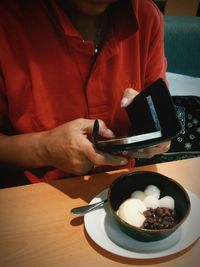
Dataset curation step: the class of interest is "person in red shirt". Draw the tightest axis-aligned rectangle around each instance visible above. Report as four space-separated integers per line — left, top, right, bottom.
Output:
0 0 170 184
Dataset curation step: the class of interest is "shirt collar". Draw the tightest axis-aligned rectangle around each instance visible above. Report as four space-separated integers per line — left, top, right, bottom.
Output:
110 0 138 42
48 0 81 38
49 0 138 41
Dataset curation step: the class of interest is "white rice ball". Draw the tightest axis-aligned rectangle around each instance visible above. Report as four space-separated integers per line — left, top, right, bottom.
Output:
130 190 146 201
117 198 147 228
143 195 160 209
144 185 160 199
159 196 175 210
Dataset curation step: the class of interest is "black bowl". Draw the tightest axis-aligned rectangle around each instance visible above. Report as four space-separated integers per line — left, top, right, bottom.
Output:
108 171 191 242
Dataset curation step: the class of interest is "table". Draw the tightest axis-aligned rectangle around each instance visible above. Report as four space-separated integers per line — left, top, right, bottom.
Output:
0 158 199 267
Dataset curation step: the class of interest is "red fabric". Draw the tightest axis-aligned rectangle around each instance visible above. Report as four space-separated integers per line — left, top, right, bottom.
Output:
0 0 167 182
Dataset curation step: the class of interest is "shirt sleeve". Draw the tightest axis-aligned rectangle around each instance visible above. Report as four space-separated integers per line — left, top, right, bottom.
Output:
144 6 167 88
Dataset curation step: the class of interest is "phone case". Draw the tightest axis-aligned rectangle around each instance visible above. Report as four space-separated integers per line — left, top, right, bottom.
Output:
92 78 181 152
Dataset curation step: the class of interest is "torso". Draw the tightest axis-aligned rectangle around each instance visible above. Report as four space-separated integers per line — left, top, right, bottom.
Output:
0 0 166 136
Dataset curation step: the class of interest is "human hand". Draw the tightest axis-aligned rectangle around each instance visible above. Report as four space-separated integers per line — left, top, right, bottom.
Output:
123 141 171 159
39 118 128 175
120 87 139 107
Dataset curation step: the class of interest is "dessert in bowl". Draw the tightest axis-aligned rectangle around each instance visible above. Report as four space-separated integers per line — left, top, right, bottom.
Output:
108 171 191 242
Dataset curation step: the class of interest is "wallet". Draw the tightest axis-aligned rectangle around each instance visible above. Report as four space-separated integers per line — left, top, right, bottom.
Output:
92 78 181 152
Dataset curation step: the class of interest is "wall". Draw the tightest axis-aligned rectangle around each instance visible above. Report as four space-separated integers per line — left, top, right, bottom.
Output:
154 0 200 16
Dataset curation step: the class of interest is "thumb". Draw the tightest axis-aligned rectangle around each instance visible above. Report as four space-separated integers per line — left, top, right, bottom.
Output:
98 119 115 138
120 88 139 108
84 119 115 138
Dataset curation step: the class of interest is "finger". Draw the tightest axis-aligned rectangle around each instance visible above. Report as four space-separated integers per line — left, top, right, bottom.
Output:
83 119 115 138
86 142 128 167
136 141 171 154
126 141 171 159
127 151 156 159
71 160 95 176
97 120 115 138
94 152 129 166
121 88 139 107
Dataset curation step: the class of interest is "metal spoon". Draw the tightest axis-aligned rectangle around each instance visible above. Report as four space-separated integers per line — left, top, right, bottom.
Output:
71 199 107 217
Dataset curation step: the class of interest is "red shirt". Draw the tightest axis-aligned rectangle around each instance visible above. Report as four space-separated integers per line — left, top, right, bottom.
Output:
0 0 167 182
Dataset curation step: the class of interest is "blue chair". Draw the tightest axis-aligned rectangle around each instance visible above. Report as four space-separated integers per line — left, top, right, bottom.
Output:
164 16 200 77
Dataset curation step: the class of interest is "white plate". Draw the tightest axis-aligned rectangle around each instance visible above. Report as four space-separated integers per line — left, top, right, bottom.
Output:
84 189 200 259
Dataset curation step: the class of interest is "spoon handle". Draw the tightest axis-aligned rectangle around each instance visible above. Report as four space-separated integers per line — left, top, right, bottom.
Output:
71 199 107 216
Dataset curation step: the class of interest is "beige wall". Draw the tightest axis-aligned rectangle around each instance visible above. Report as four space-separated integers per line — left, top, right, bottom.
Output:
164 0 199 16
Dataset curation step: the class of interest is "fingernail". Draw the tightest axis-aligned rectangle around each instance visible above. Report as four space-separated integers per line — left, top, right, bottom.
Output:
106 128 115 137
120 97 129 107
120 159 128 165
102 129 115 138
